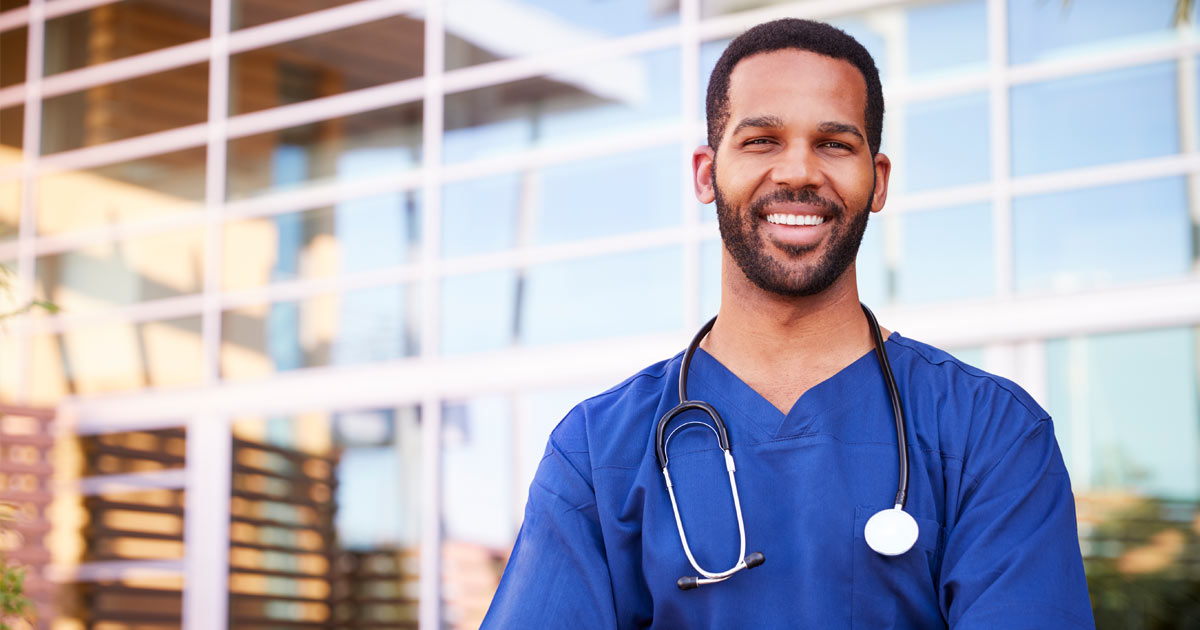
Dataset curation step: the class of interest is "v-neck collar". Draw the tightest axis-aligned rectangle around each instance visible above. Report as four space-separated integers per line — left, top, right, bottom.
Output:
685 332 901 442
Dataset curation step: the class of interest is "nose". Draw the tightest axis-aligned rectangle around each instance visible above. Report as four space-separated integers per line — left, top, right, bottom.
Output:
770 143 825 190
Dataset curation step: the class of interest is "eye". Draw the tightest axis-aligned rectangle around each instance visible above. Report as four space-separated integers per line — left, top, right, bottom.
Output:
742 137 776 147
820 141 853 151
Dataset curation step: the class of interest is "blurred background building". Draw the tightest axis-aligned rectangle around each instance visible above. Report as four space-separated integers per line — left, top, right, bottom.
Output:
0 0 1197 628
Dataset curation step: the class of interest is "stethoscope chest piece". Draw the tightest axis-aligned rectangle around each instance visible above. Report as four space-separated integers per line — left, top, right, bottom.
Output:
863 507 918 556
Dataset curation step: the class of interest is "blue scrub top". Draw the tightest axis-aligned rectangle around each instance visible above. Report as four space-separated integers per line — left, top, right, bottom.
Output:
483 333 1095 629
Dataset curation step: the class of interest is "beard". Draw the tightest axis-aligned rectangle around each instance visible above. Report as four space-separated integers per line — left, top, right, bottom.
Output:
714 170 873 298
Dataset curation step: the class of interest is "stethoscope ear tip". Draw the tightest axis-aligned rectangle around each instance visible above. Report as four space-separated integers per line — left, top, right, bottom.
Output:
864 507 919 556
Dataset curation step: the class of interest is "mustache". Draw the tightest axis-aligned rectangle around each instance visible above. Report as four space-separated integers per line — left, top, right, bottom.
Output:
749 188 843 216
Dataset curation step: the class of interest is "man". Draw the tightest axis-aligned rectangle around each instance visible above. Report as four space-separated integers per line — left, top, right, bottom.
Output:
482 19 1094 629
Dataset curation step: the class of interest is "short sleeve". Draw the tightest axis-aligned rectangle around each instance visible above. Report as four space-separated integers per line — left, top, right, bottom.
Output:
481 416 618 629
940 419 1095 628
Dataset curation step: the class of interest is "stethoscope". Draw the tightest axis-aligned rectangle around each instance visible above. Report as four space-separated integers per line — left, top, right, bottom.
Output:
654 303 918 591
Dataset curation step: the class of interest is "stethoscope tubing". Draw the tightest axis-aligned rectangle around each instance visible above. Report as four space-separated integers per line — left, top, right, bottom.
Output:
655 303 912 589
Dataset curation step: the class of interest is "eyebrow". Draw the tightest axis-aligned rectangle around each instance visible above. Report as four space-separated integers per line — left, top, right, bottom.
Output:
729 116 866 144
817 121 866 143
730 115 785 136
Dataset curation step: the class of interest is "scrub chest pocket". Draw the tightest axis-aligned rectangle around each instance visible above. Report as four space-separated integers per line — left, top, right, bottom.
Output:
852 506 944 629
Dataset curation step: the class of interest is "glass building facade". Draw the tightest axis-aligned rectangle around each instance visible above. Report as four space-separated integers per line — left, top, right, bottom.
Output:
0 0 1197 627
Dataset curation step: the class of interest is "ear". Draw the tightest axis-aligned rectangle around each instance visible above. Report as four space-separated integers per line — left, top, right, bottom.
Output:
693 145 716 204
870 151 891 214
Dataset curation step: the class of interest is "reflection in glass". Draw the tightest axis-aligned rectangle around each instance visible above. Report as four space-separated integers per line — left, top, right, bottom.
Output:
442 173 521 258
222 191 422 291
35 227 204 313
30 316 204 398
43 0 210 76
0 179 17 242
445 0 679 70
1011 62 1178 176
700 237 720 319
907 0 987 77
229 15 423 115
1047 327 1198 499
226 103 422 200
36 146 206 236
441 145 682 257
443 48 680 163
522 246 683 345
1013 177 1191 294
0 25 26 87
221 284 419 380
441 396 512 629
857 213 888 307
896 203 992 303
41 63 210 154
537 144 681 243
904 92 989 191
948 346 983 368
1008 0 1178 65
440 269 517 355
440 384 603 629
0 105 21 165
232 408 421 626
233 0 360 30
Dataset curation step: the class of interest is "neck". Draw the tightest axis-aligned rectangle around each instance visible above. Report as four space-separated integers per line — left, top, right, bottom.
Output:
699 253 884 413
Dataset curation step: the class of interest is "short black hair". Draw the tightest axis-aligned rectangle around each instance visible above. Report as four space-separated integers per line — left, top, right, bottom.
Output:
705 18 884 155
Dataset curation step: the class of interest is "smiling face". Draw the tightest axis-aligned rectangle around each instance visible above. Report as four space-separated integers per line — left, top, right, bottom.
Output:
694 48 891 298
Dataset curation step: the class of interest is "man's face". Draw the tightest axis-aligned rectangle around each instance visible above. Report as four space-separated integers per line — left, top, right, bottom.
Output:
694 49 890 297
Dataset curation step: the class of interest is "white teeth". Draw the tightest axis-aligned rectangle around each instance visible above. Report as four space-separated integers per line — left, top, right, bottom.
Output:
766 213 825 226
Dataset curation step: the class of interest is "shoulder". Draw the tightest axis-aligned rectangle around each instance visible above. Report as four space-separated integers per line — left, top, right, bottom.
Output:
546 353 682 466
886 333 1059 478
888 333 1048 423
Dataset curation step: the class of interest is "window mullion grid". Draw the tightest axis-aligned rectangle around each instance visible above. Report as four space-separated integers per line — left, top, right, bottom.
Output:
419 0 445 627
988 0 1013 299
14 0 45 404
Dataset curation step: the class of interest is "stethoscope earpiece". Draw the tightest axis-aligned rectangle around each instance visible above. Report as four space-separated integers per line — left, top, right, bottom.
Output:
864 506 919 556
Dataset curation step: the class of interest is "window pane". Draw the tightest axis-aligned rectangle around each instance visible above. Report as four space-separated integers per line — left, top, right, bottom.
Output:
233 0 360 30
1008 0 1178 65
441 173 521 258
226 103 422 200
0 24 25 87
221 284 419 380
440 269 517 355
857 213 888 307
41 63 209 154
700 237 720 319
31 316 204 396
0 104 21 165
232 408 421 627
43 0 210 76
223 191 422 291
445 0 679 70
443 48 680 163
896 203 992 303
0 179 17 243
35 227 204 313
229 15 423 115
907 0 987 78
1013 177 1191 294
1047 327 1199 499
441 396 512 628
948 346 983 368
522 246 683 345
441 144 682 257
36 146 206 236
1011 62 1178 176
903 92 989 191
